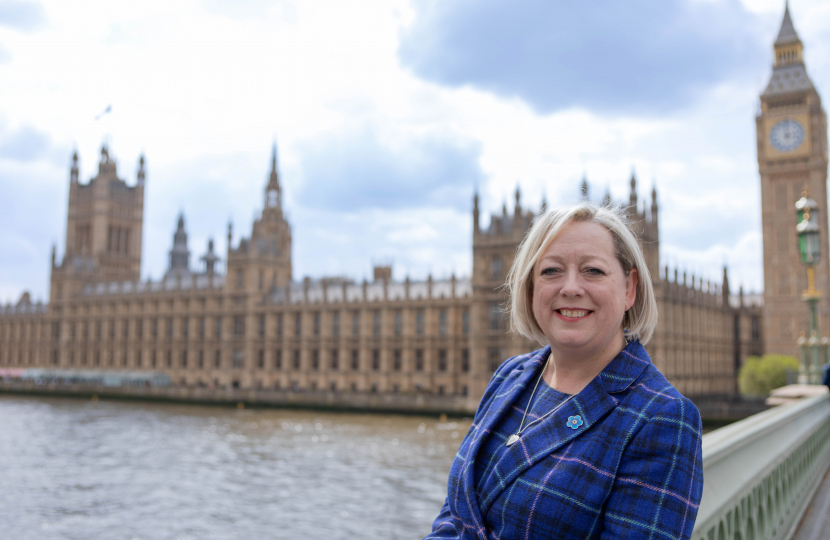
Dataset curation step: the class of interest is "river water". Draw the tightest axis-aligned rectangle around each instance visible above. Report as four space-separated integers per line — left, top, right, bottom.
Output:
0 395 470 540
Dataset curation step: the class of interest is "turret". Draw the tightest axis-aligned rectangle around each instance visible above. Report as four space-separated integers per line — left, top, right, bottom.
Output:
201 239 220 275
137 155 146 186
722 266 731 306
166 214 191 278
629 171 638 209
581 176 589 200
473 191 480 233
651 185 658 223
98 144 117 178
70 152 79 183
513 186 521 217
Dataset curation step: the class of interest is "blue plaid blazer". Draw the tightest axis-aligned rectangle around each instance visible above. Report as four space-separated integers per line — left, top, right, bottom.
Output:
426 341 703 539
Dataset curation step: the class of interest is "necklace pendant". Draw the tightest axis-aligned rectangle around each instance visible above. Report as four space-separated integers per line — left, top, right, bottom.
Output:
506 434 520 447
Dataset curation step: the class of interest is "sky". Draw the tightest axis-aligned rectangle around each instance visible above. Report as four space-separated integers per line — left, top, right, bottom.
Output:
1 0 829 304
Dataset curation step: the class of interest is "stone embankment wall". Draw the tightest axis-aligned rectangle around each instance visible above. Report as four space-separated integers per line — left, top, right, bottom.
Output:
0 381 476 416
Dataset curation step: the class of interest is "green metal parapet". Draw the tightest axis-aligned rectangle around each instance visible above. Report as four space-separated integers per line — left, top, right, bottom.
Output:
693 393 830 540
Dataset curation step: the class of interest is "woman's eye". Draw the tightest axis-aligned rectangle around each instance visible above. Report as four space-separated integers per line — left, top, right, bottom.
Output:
585 267 605 275
541 267 560 276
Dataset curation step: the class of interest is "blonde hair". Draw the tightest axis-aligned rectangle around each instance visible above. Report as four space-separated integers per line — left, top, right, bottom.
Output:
506 202 658 345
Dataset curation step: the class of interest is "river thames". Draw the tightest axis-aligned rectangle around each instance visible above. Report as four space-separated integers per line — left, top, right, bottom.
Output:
0 395 470 540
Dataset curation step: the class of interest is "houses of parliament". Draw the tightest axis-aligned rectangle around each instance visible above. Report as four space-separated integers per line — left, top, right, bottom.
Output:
0 5 826 407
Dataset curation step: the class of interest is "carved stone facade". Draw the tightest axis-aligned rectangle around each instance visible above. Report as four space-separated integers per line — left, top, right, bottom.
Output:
0 139 762 406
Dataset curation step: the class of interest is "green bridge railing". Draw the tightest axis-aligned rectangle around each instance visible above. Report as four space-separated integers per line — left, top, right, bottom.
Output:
693 393 830 540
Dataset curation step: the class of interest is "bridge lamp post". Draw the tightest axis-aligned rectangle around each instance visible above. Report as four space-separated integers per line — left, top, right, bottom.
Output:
795 188 827 384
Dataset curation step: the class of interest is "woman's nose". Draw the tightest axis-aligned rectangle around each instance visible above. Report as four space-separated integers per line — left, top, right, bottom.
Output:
560 271 584 296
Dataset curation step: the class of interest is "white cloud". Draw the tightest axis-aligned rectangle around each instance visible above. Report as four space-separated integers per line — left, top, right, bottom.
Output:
0 0 827 304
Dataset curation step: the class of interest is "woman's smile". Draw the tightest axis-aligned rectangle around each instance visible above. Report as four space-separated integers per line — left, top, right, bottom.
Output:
555 308 592 320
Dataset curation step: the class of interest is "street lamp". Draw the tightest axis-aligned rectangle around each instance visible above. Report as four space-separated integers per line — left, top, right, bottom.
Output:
795 187 827 384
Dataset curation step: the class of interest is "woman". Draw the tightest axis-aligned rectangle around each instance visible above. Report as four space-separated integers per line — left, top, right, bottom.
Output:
426 203 703 539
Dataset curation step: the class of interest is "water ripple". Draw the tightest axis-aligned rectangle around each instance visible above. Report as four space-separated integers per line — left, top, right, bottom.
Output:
0 395 469 540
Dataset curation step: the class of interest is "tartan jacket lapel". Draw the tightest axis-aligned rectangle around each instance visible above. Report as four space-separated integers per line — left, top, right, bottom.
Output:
476 341 652 518
456 347 549 539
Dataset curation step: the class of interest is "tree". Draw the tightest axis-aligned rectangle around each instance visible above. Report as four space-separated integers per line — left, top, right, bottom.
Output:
739 354 801 396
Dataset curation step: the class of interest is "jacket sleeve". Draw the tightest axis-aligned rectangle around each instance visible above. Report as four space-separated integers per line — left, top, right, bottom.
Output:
423 498 460 539
600 397 704 540
423 353 527 540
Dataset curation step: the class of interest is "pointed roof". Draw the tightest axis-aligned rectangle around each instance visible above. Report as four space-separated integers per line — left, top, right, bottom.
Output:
271 141 278 173
763 2 814 97
775 2 800 46
267 141 280 190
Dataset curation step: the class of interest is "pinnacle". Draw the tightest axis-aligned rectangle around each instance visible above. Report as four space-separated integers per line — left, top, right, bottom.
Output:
775 1 800 46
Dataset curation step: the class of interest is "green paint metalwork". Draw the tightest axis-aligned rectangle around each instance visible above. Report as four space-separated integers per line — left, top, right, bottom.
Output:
693 394 830 540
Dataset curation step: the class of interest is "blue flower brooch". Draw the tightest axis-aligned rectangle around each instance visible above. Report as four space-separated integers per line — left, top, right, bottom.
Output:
566 415 584 430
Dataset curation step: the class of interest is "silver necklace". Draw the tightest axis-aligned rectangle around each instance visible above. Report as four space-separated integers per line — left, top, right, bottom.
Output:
505 354 574 447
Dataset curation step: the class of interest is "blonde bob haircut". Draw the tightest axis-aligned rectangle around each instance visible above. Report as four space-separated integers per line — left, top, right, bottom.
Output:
506 202 658 346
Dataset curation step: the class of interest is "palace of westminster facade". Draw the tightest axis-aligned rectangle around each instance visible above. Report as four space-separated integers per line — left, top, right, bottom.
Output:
1 5 826 405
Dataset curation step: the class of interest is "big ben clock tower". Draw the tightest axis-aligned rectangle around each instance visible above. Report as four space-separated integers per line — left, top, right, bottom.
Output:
758 3 829 357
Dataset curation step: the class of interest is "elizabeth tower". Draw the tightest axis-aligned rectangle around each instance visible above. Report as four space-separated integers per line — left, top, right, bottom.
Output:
758 3 829 357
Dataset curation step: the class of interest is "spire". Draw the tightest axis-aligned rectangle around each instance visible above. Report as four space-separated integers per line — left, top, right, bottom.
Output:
271 140 278 173
514 186 521 216
540 193 547 214
473 191 480 233
765 1 813 95
722 266 731 305
629 170 638 209
70 151 79 183
201 238 220 275
775 2 800 46
265 142 281 210
650 184 658 222
137 154 146 185
580 176 589 200
603 189 611 208
167 213 191 278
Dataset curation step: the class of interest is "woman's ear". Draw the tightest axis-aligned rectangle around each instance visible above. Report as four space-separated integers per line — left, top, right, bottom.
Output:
625 267 639 311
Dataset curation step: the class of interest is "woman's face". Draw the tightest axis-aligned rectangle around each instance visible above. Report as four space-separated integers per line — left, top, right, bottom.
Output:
532 220 638 363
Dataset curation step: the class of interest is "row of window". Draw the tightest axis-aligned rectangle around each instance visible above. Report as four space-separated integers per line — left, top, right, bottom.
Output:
1 347 472 373
16 308 475 341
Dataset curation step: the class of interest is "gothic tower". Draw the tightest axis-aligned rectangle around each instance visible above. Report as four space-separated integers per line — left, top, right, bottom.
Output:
757 3 829 356
165 214 191 280
226 144 293 297
469 188 537 398
50 146 145 303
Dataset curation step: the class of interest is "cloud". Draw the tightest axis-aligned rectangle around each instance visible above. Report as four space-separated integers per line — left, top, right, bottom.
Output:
0 124 52 162
0 42 9 63
295 125 485 212
0 0 45 31
201 0 296 23
398 0 766 116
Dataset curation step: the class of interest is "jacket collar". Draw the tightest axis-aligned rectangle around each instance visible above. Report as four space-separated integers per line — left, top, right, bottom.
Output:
598 339 652 393
460 340 652 526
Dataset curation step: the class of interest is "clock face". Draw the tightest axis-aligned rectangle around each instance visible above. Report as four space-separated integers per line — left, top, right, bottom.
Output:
770 119 805 153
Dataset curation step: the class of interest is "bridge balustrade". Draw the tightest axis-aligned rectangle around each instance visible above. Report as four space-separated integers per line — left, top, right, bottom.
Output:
693 394 830 540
